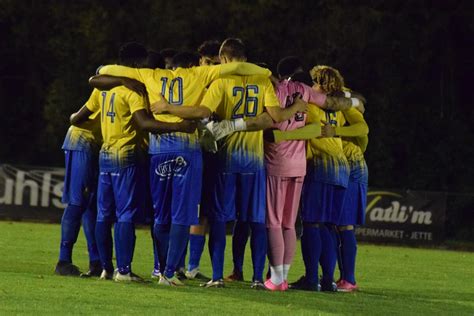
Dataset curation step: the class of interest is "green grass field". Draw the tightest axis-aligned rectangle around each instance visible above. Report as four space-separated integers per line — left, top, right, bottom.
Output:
0 221 473 315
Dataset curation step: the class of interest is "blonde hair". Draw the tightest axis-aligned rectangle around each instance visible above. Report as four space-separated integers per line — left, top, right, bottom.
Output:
310 65 345 94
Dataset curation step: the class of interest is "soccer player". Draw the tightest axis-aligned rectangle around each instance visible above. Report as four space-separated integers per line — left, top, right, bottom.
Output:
90 44 271 286
72 42 196 282
55 96 101 277
159 48 178 69
314 66 369 292
152 38 306 288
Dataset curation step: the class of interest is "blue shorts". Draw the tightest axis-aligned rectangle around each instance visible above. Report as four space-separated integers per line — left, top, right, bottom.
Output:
62 150 98 207
338 179 367 226
150 151 202 226
210 169 266 224
301 178 346 224
97 165 141 223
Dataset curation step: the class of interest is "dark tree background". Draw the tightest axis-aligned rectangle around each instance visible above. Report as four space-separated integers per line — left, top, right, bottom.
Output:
1 1 472 192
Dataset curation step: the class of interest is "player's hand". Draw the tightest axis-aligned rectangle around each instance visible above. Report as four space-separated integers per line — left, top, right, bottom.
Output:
320 120 336 137
122 78 148 97
291 95 308 113
151 96 170 115
207 120 236 140
178 119 197 134
199 129 218 153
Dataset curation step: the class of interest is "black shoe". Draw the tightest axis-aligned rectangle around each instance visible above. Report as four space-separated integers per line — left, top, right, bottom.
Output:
80 260 102 278
176 269 187 281
320 279 338 292
289 275 321 291
55 261 81 276
224 270 244 282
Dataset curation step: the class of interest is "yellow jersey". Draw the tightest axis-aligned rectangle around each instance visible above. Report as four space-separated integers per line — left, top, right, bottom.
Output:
99 62 271 154
201 75 280 172
306 105 350 186
62 90 102 153
85 87 147 171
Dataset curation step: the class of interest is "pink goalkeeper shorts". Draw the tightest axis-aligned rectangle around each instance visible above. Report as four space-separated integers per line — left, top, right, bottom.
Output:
266 176 304 229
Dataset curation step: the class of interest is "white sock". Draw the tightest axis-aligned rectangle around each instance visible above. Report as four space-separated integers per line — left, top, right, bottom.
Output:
282 264 291 281
270 265 284 285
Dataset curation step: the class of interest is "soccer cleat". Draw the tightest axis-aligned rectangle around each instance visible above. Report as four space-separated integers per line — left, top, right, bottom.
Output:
264 279 286 291
282 281 289 291
114 272 145 283
288 276 320 291
158 275 185 286
320 280 338 292
250 280 267 290
224 270 244 282
337 279 359 292
54 261 81 276
99 269 114 280
80 261 102 278
185 267 210 281
151 269 162 280
175 268 187 281
200 279 225 288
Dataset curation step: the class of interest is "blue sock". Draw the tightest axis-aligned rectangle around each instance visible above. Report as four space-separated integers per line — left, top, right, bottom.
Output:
59 204 83 262
209 221 226 280
114 222 136 275
332 228 343 280
188 234 205 271
95 221 114 272
301 223 321 286
153 223 170 274
82 207 100 263
319 224 337 284
150 225 160 271
164 224 190 278
340 229 357 284
250 222 267 282
177 235 189 271
232 221 249 273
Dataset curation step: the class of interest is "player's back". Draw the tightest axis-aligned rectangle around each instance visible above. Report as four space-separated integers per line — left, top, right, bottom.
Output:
92 86 147 171
212 75 277 172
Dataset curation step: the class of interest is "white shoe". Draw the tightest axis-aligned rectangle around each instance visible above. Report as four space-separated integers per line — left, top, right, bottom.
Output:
158 275 184 286
151 269 161 279
185 267 210 281
99 269 114 280
114 272 144 282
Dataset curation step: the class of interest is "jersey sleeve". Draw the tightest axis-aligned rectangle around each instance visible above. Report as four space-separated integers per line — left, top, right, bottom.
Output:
201 80 224 113
263 79 280 108
220 62 272 77
84 89 101 113
98 65 150 82
194 65 222 87
127 91 147 114
299 83 327 106
335 108 369 137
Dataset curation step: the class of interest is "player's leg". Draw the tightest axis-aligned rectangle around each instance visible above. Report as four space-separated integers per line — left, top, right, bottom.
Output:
56 150 90 276
113 165 143 282
290 175 321 291
238 170 267 288
265 175 285 289
150 153 173 279
186 217 209 280
95 171 116 279
161 151 202 286
205 172 236 286
226 220 249 281
281 176 304 285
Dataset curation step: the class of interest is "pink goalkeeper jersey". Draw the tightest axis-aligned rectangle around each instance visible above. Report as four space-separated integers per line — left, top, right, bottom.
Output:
264 79 327 176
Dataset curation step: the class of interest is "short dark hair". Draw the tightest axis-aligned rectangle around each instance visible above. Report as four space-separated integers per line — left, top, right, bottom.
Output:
119 42 148 67
146 50 165 69
159 48 178 59
277 56 303 78
219 38 246 60
198 40 221 57
172 51 200 68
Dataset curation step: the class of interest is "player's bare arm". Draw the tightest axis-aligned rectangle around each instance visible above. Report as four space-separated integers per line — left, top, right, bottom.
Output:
132 109 197 134
89 75 148 97
70 105 93 126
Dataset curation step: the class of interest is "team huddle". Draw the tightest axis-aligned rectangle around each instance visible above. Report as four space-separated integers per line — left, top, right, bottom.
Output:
54 38 369 293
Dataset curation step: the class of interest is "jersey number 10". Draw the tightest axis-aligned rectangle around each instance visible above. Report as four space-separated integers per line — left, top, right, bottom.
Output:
160 77 183 105
231 85 259 119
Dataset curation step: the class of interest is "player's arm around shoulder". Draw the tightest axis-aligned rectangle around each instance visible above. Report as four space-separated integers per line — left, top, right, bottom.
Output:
70 89 101 126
